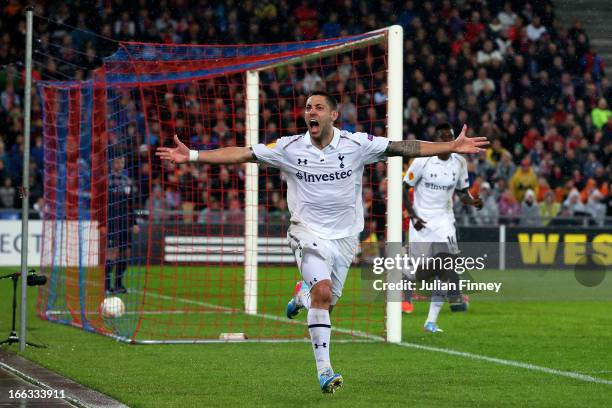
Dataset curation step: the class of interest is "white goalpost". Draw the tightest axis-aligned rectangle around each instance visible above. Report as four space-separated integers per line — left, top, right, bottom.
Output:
244 70 260 316
385 25 404 343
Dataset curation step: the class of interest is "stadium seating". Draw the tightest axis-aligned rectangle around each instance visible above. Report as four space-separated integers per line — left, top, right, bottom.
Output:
0 0 609 226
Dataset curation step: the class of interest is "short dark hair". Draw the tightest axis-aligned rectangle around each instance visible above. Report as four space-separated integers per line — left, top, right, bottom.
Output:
434 122 454 139
307 91 338 110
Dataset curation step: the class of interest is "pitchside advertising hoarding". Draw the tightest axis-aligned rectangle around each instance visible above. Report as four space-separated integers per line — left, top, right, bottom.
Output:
0 220 99 266
146 224 611 269
0 221 609 270
460 226 611 268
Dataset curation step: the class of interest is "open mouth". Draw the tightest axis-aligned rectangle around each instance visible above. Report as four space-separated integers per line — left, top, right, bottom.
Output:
309 119 320 133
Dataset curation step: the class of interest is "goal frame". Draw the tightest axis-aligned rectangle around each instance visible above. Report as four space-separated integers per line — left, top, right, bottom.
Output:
38 25 405 344
243 25 404 343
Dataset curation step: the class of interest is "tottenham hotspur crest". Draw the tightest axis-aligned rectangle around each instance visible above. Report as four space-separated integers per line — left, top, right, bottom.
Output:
338 154 345 169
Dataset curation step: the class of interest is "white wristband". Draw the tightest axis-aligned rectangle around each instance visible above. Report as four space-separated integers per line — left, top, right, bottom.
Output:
189 150 199 162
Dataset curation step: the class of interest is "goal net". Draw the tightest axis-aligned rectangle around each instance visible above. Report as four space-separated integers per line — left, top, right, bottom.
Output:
37 27 403 343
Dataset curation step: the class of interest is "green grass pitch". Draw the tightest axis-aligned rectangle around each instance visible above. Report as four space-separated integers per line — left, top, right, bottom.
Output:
1 265 611 407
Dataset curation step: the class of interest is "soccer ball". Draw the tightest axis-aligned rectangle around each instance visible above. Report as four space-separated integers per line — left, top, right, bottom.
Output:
101 297 125 318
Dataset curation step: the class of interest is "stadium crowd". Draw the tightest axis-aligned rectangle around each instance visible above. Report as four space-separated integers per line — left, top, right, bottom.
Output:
0 0 610 228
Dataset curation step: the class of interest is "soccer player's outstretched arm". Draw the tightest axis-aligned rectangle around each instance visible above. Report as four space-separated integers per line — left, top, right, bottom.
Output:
384 125 489 158
156 135 256 164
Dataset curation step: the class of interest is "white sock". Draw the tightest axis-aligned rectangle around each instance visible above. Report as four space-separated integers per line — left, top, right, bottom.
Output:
426 300 444 324
308 308 332 376
426 288 446 324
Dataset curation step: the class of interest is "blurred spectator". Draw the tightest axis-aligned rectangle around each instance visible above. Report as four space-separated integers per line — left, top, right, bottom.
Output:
591 98 612 129
510 158 538 202
580 178 600 203
582 47 605 80
321 12 341 39
198 196 223 224
338 94 357 131
303 69 323 94
526 16 547 42
564 188 587 216
586 189 606 225
465 11 485 44
146 185 166 222
582 153 601 179
486 139 510 165
1 83 20 111
519 189 541 226
521 128 541 151
269 198 290 225
33 197 44 219
539 190 560 226
498 2 517 30
496 151 516 181
472 68 495 96
295 0 318 40
225 198 244 225
536 177 551 202
165 185 181 210
475 182 498 225
498 189 520 224
477 41 502 66
31 136 44 170
0 177 16 208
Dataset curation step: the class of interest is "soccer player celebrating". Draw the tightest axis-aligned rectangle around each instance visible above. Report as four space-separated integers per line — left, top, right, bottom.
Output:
402 123 483 333
156 92 487 393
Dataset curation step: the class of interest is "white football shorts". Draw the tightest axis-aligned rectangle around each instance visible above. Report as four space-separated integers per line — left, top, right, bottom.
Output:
287 221 359 305
408 215 459 257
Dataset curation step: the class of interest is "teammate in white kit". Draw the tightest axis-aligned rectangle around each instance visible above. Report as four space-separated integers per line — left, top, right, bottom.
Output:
402 123 483 333
157 93 488 393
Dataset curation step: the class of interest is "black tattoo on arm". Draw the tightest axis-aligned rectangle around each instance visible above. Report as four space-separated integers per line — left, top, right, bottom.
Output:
385 141 421 158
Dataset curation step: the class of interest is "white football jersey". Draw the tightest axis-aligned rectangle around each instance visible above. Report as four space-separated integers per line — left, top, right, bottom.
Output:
252 127 389 239
403 154 469 219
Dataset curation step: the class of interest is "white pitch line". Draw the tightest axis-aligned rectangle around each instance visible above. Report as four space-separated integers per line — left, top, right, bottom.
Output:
139 289 381 340
46 309 232 316
140 290 612 385
395 342 612 385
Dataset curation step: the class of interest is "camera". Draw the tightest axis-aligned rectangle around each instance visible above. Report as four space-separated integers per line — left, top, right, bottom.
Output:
26 271 47 286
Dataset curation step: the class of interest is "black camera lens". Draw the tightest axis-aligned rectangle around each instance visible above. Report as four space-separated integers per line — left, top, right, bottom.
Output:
26 274 47 286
